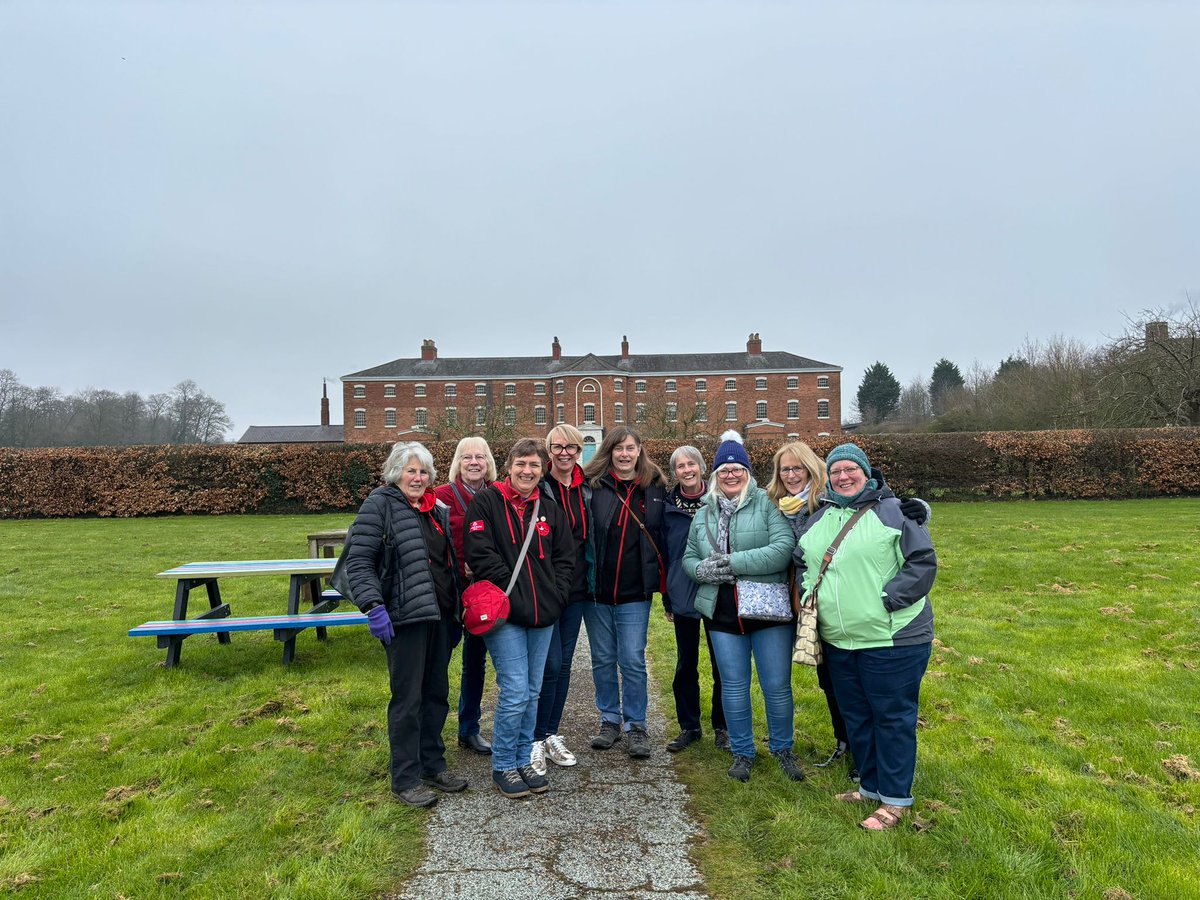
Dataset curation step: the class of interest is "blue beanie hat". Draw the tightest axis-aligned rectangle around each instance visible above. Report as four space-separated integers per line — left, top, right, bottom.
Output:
713 430 751 472
825 443 871 477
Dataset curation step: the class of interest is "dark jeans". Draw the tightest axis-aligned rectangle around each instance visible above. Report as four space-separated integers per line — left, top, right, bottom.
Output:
383 617 452 793
534 600 587 740
448 624 488 737
815 659 848 745
671 615 726 733
823 641 931 807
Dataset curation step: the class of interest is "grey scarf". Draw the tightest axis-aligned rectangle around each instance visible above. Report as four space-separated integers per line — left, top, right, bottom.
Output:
716 494 739 554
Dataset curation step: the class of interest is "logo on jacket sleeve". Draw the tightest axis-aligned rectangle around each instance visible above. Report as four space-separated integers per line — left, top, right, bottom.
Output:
469 520 486 533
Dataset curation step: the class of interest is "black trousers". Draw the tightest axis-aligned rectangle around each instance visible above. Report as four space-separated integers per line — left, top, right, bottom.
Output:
672 615 726 732
816 658 849 745
383 617 451 793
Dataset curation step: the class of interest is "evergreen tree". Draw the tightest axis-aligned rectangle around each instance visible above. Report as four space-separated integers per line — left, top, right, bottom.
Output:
855 362 901 424
929 358 966 414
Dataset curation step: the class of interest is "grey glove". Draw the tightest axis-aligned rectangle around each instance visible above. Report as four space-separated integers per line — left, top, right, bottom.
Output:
694 556 729 584
712 560 737 584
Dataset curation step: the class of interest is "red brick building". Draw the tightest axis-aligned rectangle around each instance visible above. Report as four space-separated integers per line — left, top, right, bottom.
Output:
342 334 841 447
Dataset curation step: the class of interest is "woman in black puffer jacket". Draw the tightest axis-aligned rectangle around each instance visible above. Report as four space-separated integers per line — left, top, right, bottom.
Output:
344 442 468 809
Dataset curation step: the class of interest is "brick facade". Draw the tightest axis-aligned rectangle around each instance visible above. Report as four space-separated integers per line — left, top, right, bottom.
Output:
342 335 841 444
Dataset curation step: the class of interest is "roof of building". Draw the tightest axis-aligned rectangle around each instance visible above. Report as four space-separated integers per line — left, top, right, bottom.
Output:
345 350 840 381
237 425 344 444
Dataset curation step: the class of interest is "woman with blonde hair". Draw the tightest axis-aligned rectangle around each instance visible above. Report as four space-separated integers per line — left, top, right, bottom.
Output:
529 424 593 774
433 436 499 756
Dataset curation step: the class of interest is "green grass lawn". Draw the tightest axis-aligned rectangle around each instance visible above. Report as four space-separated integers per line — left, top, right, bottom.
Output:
646 498 1200 900
1 500 1198 898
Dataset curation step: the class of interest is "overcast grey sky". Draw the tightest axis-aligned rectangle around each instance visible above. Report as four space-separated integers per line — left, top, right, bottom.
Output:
3 0 1197 436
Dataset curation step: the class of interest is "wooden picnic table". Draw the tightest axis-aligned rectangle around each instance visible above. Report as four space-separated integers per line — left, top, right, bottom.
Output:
153 558 339 667
307 529 349 559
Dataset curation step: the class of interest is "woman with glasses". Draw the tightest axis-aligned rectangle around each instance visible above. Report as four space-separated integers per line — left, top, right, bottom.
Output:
528 424 593 775
683 431 803 783
661 444 728 753
794 443 937 830
433 437 498 757
768 443 932 780
582 425 667 760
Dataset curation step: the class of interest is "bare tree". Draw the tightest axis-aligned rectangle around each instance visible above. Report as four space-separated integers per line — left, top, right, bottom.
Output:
1094 298 1200 426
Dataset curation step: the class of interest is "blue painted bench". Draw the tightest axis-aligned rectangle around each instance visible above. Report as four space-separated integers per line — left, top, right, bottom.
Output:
140 560 351 667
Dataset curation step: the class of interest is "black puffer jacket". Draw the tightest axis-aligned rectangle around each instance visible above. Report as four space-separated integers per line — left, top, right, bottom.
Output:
343 485 462 627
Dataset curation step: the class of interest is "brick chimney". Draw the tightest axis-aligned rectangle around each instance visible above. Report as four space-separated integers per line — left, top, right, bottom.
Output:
421 339 437 361
552 336 561 361
320 381 330 426
621 335 630 359
746 332 762 355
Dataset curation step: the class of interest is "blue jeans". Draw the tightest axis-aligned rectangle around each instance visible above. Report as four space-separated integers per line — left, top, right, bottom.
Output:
448 624 488 737
583 600 651 730
482 621 554 771
534 600 587 740
823 641 931 807
708 624 795 759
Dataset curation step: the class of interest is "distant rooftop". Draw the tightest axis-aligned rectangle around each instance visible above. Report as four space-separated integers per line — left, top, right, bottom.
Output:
345 335 839 381
238 425 344 444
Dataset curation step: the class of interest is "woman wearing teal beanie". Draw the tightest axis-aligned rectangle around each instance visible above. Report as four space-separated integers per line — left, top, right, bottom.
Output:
793 442 937 830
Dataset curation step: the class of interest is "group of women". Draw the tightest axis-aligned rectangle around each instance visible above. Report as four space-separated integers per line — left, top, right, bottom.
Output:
342 426 936 831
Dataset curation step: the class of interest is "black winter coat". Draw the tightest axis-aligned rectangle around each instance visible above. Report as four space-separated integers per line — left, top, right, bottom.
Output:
589 474 666 605
463 483 574 629
343 485 462 627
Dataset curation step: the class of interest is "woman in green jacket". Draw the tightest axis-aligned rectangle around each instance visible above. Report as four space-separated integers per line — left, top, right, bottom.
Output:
794 443 937 831
683 432 804 784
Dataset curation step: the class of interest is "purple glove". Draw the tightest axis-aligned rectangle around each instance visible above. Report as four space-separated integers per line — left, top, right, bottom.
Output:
366 605 394 644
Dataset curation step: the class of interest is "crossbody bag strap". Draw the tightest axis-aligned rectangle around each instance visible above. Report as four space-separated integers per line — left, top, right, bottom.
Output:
808 501 877 604
703 506 720 555
614 487 663 564
504 496 540 597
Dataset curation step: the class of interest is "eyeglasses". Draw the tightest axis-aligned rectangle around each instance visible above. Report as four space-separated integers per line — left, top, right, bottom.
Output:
718 467 746 477
549 443 581 454
779 466 807 476
828 466 862 478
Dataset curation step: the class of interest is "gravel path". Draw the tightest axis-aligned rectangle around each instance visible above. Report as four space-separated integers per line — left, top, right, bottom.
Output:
394 630 710 899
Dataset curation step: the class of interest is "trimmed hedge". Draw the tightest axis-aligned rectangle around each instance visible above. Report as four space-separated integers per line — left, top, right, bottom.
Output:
1 429 1198 518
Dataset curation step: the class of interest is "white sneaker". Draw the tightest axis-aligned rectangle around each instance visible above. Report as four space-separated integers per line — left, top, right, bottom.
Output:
530 740 548 776
543 733 578 767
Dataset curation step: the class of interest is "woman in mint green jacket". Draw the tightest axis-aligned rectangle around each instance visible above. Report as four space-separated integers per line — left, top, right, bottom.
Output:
682 432 804 784
794 443 937 831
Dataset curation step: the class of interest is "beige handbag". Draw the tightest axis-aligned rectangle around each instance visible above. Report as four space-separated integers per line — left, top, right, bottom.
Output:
792 502 877 667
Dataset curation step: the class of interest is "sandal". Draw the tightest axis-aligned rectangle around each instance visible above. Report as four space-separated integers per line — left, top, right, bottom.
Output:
860 804 906 831
835 789 868 803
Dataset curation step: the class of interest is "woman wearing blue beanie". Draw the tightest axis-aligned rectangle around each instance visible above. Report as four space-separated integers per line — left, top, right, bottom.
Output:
794 442 937 830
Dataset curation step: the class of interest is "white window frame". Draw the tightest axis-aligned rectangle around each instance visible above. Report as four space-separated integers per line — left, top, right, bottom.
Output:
755 377 767 390
725 401 737 421
614 378 624 392
556 403 565 423
817 399 830 419
415 408 427 428
666 402 678 422
534 406 547 425
354 408 366 428
635 380 647 393
504 406 517 426
444 383 457 398
756 401 767 419
787 377 799 390
534 382 546 395
695 378 707 392
446 407 458 426
474 383 487 396
665 379 677 393
414 383 426 398
504 383 516 396
383 384 396 398
475 406 486 426
817 376 830 389
384 408 396 428
614 402 624 423
787 400 799 419
583 403 596 423
725 378 737 392
353 384 366 399
695 401 707 422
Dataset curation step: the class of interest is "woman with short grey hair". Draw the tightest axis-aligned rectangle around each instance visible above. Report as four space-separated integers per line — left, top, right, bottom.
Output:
343 441 468 807
662 444 727 753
